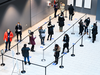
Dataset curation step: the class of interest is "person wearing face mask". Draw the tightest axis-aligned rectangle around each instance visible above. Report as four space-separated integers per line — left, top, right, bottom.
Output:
29 32 36 52
3 29 14 52
84 17 90 35
58 14 65 32
62 34 69 54
15 22 22 41
53 44 61 65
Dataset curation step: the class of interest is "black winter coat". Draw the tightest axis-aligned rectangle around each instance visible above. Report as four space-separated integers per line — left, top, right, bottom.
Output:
84 19 90 26
92 26 98 35
68 6 74 14
21 47 30 57
58 16 65 27
79 21 84 32
63 36 69 47
15 25 22 34
48 25 55 35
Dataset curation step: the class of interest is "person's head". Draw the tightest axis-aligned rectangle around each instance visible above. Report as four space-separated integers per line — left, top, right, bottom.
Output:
87 17 90 20
64 34 69 38
93 23 96 26
30 32 34 35
24 44 27 48
7 29 10 33
55 44 59 49
70 4 72 6
80 19 82 22
39 26 43 30
17 22 20 25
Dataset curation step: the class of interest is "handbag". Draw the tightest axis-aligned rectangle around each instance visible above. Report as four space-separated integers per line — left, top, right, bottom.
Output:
41 33 45 37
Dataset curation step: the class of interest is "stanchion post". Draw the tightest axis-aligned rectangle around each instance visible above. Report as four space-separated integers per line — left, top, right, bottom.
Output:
59 56 64 68
1 54 5 66
88 29 91 38
41 49 46 62
65 10 67 18
21 61 26 74
16 43 20 55
1 49 5 66
80 35 84 47
71 45 75 57
71 26 75 34
45 67 47 75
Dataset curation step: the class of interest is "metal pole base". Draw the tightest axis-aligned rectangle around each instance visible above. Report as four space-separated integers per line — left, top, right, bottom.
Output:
16 52 20 55
71 33 75 34
1 63 5 66
80 45 84 47
21 70 26 74
59 65 64 69
71 54 75 57
41 59 46 62
65 16 67 18
88 36 91 38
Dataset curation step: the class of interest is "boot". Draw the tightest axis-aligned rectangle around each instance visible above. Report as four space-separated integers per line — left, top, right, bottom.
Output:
67 50 69 53
24 62 27 65
28 62 31 65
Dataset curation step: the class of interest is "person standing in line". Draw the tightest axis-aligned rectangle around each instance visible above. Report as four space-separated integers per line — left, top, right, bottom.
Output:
84 17 90 35
58 14 65 32
60 2 65 15
21 44 31 65
62 34 69 54
15 22 22 41
29 32 36 52
38 26 46 45
54 3 58 18
68 4 74 21
92 23 98 43
47 21 55 41
3 29 13 52
78 19 84 35
53 44 61 65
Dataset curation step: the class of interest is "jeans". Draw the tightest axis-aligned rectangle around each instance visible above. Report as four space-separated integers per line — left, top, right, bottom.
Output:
69 14 73 20
41 37 45 45
6 40 11 50
84 27 88 33
24 57 30 62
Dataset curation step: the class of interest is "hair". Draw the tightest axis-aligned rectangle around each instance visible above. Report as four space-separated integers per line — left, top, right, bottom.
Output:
48 21 51 25
93 23 96 26
65 34 69 38
30 32 34 35
18 22 20 23
39 26 42 30
70 4 72 6
55 44 59 48
24 44 27 48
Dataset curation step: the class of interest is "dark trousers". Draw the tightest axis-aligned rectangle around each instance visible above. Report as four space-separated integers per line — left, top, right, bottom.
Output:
24 57 30 62
54 10 57 18
6 40 11 50
31 45 34 51
69 14 73 20
47 34 52 40
55 57 58 64
62 43 69 53
17 33 22 41
84 27 88 33
92 34 96 42
41 37 45 45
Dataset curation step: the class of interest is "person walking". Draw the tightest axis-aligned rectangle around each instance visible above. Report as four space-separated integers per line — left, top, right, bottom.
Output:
3 29 13 52
92 23 98 43
21 44 31 65
84 17 90 35
53 44 61 65
62 34 69 54
38 26 46 45
78 19 84 35
68 4 74 21
29 32 36 52
47 21 55 41
58 14 65 32
15 22 22 41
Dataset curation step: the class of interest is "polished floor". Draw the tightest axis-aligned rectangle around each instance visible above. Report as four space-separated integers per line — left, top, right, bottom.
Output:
0 10 100 75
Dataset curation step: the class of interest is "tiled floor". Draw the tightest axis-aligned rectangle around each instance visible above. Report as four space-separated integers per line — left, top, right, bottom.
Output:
0 10 100 75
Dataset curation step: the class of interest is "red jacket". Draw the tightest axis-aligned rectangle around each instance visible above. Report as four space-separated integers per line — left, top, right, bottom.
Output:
3 31 14 42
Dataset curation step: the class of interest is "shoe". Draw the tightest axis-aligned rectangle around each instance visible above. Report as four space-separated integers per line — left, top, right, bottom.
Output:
28 62 31 65
47 39 49 41
9 49 11 51
31 50 35 52
61 52 64 54
24 62 27 65
92 41 94 43
5 50 7 53
17 39 19 41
